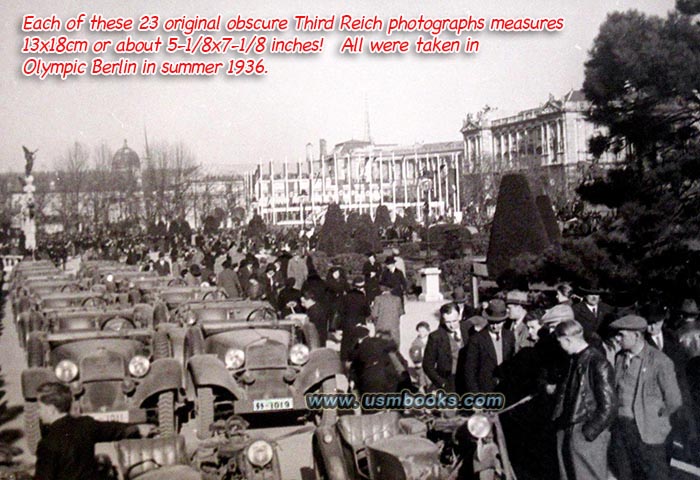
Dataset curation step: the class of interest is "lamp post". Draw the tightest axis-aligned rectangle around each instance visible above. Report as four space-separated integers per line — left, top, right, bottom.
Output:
418 170 433 265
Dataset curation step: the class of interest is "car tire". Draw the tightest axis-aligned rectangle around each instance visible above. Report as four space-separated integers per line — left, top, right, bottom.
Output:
153 330 171 360
26 333 43 367
185 327 205 356
157 391 176 437
153 301 169 326
196 387 214 440
313 439 326 480
313 377 338 427
24 401 41 455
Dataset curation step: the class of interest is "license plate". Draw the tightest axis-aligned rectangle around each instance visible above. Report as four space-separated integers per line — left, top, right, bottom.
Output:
87 411 129 422
252 397 294 412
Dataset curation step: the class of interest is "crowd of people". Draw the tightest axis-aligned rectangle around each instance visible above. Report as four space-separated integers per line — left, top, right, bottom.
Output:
6 223 700 480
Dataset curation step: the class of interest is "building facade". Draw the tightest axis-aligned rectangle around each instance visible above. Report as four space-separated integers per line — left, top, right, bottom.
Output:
460 90 620 213
249 139 464 226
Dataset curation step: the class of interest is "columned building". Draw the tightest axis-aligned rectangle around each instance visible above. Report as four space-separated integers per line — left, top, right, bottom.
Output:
248 139 464 226
460 90 620 210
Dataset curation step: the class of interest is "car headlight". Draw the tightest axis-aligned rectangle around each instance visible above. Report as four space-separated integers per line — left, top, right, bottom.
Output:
128 355 150 378
289 344 310 365
55 360 78 382
467 413 492 439
247 440 274 467
224 348 245 370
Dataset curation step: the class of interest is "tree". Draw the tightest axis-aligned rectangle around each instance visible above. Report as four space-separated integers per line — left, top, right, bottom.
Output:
317 203 349 255
352 213 382 254
246 213 266 241
487 174 550 282
55 141 89 232
536 195 561 245
374 204 392 230
577 8 700 298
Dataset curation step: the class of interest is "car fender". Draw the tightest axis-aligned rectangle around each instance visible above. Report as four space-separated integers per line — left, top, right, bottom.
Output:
188 354 245 400
314 426 351 480
21 368 56 400
131 358 183 406
294 348 343 394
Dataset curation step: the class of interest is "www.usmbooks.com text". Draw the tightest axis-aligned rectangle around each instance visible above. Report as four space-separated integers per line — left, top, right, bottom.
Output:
305 390 505 411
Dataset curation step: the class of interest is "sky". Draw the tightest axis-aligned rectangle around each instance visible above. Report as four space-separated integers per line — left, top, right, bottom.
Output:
0 0 676 174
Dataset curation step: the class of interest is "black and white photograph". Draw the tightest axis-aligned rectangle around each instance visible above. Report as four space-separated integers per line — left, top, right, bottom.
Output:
1 0 698 478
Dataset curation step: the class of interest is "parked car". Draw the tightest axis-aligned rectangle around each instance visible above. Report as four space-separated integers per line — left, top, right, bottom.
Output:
161 302 342 439
21 325 183 454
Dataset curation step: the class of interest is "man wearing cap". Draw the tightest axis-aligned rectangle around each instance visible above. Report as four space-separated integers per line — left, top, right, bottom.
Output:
609 314 683 480
362 252 382 303
572 286 613 341
461 299 515 394
423 303 471 392
506 290 533 352
552 320 616 480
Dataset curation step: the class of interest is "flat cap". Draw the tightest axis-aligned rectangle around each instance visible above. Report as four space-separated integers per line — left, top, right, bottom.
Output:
609 314 647 331
541 304 575 325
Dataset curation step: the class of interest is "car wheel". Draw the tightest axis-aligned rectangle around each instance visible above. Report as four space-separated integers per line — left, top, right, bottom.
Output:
185 327 205 356
313 377 338 427
196 387 214 440
26 333 44 367
313 439 326 480
153 330 171 360
157 391 176 437
24 401 41 455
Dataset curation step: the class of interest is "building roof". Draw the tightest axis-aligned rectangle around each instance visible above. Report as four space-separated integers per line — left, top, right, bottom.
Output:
112 139 140 171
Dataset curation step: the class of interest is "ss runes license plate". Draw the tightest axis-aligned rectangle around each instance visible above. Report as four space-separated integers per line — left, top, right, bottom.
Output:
252 397 293 412
87 411 129 422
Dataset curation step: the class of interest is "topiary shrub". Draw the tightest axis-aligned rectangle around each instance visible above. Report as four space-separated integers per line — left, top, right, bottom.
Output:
352 213 382 254
317 203 349 255
487 174 550 281
440 258 473 291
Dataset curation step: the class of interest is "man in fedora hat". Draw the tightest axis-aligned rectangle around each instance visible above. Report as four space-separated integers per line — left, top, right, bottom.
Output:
461 299 515 394
506 290 534 352
572 285 613 342
609 315 682 480
339 276 371 363
452 286 475 320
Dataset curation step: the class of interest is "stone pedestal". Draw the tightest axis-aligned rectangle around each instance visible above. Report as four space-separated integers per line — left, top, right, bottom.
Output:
419 267 444 302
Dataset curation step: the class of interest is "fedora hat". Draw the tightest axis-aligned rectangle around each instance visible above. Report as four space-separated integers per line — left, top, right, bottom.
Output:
484 299 508 322
506 290 529 306
679 299 699 315
452 287 468 303
578 285 606 295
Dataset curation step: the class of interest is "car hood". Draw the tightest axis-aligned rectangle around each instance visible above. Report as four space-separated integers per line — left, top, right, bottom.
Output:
49 339 146 366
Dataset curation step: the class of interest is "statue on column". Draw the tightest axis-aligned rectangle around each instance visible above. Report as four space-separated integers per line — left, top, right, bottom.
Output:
21 146 38 253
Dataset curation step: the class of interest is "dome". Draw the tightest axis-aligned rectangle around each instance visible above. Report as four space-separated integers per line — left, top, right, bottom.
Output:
112 139 140 171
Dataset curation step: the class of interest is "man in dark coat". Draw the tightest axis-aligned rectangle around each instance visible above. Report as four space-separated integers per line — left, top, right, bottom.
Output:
423 303 471 392
350 330 410 398
378 256 407 298
362 253 382 303
552 320 616 480
301 287 331 347
34 382 150 480
277 277 302 317
339 277 371 362
461 299 515 394
572 286 614 342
